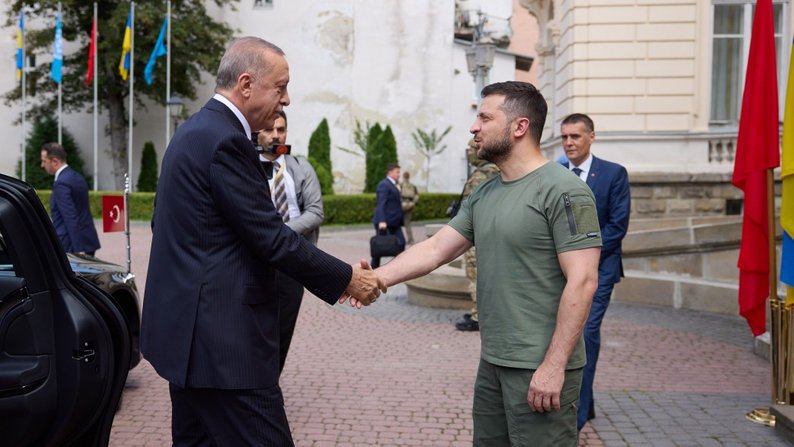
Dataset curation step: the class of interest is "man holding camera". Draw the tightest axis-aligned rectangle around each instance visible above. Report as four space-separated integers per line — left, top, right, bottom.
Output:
255 110 324 374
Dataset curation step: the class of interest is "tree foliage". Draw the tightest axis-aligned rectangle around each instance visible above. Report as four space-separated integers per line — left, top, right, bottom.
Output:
17 116 88 190
5 0 236 189
137 141 158 192
307 118 334 195
363 123 383 193
380 125 399 168
411 126 452 190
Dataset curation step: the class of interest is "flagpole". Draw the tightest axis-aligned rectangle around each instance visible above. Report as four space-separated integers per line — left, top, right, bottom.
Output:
21 8 26 182
166 0 171 146
57 3 62 145
93 2 98 191
128 2 135 192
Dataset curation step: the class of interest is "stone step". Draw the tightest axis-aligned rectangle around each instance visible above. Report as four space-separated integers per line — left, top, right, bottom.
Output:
615 272 739 315
771 405 794 442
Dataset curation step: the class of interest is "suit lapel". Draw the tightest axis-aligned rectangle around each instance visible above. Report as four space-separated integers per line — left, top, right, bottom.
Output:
586 156 599 190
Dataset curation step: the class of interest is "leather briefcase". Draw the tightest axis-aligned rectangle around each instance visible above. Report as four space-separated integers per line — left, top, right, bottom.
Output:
370 231 401 258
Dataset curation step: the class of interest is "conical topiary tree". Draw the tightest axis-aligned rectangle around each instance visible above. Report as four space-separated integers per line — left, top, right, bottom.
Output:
380 125 399 167
137 142 159 192
307 118 334 195
364 123 383 193
17 116 89 190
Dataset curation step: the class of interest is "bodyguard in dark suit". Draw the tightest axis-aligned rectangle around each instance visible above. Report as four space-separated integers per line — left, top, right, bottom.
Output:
39 142 100 256
371 163 405 268
560 113 630 431
141 37 385 446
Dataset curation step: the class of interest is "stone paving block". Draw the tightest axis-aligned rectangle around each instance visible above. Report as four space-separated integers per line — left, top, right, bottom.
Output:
101 224 788 447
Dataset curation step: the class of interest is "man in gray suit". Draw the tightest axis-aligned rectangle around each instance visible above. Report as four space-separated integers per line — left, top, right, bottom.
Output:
256 111 324 374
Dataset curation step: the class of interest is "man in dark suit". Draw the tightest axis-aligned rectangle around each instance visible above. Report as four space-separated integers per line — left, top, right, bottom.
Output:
560 113 631 431
371 163 405 268
141 37 385 446
255 111 324 375
39 142 100 256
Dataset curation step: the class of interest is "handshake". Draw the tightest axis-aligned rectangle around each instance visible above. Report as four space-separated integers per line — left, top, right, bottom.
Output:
338 260 387 308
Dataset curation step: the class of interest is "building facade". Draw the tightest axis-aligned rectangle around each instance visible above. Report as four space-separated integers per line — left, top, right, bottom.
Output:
0 0 535 193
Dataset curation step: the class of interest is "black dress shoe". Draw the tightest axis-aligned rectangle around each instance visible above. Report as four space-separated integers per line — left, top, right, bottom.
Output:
455 319 479 331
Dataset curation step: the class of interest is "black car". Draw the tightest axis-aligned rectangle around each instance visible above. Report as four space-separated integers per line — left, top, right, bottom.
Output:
0 174 132 446
68 253 141 370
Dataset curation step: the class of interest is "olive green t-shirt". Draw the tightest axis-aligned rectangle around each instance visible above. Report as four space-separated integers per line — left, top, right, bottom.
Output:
448 161 602 370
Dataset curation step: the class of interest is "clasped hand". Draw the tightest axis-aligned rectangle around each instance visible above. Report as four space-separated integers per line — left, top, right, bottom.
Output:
338 259 387 308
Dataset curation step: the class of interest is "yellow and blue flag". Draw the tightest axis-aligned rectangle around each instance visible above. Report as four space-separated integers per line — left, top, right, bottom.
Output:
51 12 63 84
119 11 132 80
144 16 168 85
16 11 24 79
782 34 794 301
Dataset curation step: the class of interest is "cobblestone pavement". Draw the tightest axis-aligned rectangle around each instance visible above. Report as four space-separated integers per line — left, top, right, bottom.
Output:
99 222 787 446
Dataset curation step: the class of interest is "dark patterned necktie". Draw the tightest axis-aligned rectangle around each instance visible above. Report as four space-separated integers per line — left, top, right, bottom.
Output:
572 167 584 180
273 161 290 223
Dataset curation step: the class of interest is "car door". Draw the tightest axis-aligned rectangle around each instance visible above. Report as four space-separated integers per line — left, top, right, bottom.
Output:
0 174 130 446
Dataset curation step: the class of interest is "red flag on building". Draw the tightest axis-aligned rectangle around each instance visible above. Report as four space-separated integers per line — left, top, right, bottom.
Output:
731 0 780 336
102 195 125 233
85 17 96 86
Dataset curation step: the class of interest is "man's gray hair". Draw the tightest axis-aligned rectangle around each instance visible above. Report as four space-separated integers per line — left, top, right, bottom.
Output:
215 37 285 90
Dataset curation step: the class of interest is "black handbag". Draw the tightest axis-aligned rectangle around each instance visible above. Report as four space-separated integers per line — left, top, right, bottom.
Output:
370 230 401 258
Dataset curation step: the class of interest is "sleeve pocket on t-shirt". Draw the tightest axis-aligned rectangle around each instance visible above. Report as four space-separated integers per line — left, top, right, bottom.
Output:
562 192 599 236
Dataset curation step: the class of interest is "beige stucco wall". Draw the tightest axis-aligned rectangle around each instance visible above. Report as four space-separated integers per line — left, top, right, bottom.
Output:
521 0 792 173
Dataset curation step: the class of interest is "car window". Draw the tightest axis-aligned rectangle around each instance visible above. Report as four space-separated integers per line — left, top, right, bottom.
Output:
0 232 16 276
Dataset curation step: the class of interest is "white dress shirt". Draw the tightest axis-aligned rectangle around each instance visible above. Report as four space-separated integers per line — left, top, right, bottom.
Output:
568 154 593 182
260 154 300 220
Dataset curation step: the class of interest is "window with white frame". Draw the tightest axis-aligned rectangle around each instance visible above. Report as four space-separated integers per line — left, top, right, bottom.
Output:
710 0 787 125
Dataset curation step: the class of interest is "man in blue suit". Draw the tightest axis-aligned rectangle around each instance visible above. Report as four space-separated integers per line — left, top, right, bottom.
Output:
560 113 630 431
141 37 385 446
371 163 405 268
40 142 100 256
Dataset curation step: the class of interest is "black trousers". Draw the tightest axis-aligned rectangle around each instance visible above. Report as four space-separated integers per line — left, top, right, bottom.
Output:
170 383 294 446
277 271 305 375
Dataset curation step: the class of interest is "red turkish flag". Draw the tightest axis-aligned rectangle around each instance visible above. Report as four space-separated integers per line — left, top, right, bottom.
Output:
102 195 125 233
85 17 96 86
731 0 780 336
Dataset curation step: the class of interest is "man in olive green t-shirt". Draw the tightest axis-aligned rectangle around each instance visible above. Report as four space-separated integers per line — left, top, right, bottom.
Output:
374 81 601 446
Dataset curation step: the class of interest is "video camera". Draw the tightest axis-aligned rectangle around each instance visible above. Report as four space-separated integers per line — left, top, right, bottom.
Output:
251 132 291 156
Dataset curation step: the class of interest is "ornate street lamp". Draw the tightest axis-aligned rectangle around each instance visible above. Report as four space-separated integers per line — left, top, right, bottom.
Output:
167 95 185 130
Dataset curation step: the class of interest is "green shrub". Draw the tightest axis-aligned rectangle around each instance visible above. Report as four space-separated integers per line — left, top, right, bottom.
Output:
308 119 334 195
137 142 159 192
34 190 457 226
364 123 383 193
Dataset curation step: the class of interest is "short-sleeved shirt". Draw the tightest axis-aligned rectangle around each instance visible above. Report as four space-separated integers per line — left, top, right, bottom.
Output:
448 161 602 370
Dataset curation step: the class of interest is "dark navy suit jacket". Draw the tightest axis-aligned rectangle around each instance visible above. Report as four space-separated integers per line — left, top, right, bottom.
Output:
141 99 352 389
564 156 631 285
50 166 100 254
372 177 403 228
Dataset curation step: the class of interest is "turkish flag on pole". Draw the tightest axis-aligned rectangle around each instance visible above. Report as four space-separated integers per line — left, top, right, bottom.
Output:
732 0 780 336
102 195 125 233
85 17 96 86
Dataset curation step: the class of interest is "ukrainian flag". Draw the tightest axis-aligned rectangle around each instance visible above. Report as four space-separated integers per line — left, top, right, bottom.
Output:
781 35 794 300
16 11 24 80
119 12 132 80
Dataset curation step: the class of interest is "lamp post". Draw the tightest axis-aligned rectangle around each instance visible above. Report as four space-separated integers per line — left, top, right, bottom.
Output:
465 43 495 109
167 95 184 133
465 11 496 110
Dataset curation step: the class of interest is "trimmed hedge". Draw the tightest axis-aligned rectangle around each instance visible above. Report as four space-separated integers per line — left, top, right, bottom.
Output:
34 190 458 226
